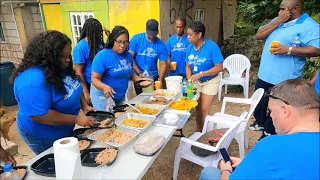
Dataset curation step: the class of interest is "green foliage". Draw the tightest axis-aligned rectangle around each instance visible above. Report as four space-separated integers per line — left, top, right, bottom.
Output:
303 57 320 79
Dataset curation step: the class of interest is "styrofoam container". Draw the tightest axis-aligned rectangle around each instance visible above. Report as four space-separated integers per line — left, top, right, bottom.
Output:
133 133 166 156
115 113 156 132
88 126 140 150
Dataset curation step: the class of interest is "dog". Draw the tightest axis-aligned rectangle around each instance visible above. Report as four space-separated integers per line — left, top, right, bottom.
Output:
0 115 16 140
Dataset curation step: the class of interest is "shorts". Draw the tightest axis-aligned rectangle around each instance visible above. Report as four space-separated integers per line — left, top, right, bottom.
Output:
197 74 220 95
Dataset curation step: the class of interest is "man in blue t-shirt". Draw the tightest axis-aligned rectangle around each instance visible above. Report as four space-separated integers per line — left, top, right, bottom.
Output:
166 17 189 78
249 0 320 140
129 19 168 95
200 79 320 180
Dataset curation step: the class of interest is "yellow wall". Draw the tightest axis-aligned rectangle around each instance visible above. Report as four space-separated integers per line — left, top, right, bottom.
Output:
108 0 160 38
42 4 63 32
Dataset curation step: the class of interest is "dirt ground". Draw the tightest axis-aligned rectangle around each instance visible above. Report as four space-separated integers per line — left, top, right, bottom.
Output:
1 86 261 180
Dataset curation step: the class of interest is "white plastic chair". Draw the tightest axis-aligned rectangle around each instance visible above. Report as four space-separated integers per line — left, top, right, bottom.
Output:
173 112 248 180
218 54 251 101
207 88 264 158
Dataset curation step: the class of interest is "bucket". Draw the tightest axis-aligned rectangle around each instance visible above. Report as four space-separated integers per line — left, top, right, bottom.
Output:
165 76 183 93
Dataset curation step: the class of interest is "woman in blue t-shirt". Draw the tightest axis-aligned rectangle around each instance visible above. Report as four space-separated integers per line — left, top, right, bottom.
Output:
73 18 106 105
185 21 224 132
91 26 150 111
11 31 95 155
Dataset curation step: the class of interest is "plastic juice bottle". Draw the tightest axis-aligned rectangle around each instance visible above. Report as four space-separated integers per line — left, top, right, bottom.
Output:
182 80 187 97
3 164 21 180
187 79 194 99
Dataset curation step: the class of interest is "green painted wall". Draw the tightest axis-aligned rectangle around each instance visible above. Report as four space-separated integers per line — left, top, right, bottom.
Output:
60 0 109 46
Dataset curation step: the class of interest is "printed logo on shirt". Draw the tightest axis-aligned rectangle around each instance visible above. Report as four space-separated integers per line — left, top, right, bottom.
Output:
114 59 132 72
63 76 81 99
188 54 206 65
138 48 157 58
172 42 187 52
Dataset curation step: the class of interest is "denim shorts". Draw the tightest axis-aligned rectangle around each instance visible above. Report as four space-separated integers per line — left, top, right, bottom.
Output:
90 85 124 111
17 125 55 155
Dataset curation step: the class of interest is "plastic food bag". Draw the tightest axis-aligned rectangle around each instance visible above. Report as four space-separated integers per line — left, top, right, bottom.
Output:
106 97 116 112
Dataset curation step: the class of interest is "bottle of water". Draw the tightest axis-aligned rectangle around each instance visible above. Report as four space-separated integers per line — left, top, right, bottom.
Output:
3 164 21 180
292 33 301 47
187 80 194 99
182 80 187 97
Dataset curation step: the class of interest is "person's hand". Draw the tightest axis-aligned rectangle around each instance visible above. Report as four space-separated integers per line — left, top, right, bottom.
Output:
190 73 201 82
84 92 91 104
103 85 116 98
0 147 16 166
277 8 291 23
103 27 110 37
75 115 95 127
230 157 242 168
270 44 290 55
82 105 95 114
219 159 233 173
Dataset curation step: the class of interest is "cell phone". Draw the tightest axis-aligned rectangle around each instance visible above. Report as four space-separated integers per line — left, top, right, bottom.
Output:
219 148 236 171
219 148 230 162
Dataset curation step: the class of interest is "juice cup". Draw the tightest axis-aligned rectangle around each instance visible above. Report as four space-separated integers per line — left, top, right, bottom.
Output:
154 81 161 90
171 62 177 71
270 41 280 51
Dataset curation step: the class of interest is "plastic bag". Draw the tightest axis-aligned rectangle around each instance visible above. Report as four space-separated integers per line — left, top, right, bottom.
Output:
106 97 116 112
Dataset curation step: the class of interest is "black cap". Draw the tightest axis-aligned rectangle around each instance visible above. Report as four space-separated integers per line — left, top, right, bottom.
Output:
146 19 159 36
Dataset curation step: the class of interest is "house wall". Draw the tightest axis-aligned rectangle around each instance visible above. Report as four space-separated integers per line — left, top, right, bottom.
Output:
108 0 160 38
42 3 63 32
0 5 23 64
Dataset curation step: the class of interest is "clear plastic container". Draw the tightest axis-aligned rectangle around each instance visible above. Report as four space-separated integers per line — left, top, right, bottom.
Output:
134 133 166 156
141 66 155 93
2 164 21 180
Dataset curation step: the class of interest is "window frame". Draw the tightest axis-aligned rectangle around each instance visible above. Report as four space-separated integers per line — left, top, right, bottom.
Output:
69 12 94 45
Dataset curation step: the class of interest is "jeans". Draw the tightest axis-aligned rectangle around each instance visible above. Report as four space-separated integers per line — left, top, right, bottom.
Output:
253 78 276 135
90 85 124 111
17 125 55 155
200 166 221 180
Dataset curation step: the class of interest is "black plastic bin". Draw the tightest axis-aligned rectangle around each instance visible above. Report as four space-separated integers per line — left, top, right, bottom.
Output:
0 61 17 106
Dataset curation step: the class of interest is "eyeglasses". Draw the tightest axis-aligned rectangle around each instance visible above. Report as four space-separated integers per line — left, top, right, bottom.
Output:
115 40 129 46
265 93 290 105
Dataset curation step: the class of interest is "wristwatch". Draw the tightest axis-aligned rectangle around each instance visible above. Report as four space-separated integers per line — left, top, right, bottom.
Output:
200 71 204 77
287 47 293 55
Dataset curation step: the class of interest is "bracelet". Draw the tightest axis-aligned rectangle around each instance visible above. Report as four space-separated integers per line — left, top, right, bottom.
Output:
200 71 204 77
220 169 232 175
287 46 292 55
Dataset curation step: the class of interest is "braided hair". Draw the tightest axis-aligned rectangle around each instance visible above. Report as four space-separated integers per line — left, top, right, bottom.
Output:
106 26 129 49
79 18 104 60
176 16 187 27
188 21 205 38
11 30 78 94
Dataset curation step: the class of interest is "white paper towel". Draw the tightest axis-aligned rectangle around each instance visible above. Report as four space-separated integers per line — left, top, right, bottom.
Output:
53 137 82 179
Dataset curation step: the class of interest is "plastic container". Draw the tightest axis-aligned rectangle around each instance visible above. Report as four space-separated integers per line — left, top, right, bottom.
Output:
0 166 27 180
2 164 21 180
0 62 17 106
115 113 156 132
134 133 166 156
182 80 187 97
30 154 55 177
81 148 118 167
141 66 154 93
187 80 194 99
165 76 183 93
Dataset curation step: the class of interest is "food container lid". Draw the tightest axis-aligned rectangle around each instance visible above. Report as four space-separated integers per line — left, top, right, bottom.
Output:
134 133 166 156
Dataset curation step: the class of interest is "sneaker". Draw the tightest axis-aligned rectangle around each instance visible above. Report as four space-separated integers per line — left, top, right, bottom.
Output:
258 131 271 141
248 122 264 131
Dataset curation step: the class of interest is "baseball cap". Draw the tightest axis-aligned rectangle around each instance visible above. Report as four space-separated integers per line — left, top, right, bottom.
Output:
146 19 159 36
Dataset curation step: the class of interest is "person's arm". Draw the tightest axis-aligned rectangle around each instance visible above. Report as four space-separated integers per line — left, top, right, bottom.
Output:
91 71 115 98
0 146 16 166
80 94 95 113
186 64 192 80
190 63 223 81
167 54 172 72
74 64 90 103
311 69 319 85
270 45 320 57
159 60 167 82
256 9 290 40
132 60 142 76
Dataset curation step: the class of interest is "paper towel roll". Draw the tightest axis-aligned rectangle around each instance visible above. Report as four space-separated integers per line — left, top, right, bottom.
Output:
53 137 82 179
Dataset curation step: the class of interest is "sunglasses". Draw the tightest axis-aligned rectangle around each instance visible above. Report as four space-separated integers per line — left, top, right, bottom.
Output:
265 93 290 105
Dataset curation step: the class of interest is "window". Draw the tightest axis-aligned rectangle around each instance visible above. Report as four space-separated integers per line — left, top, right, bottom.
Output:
70 12 94 44
0 23 5 42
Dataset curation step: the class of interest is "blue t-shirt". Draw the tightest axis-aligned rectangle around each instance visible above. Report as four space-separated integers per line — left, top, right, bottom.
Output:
129 32 168 77
185 39 224 81
314 70 320 95
73 39 102 84
166 34 189 77
258 13 320 85
230 132 320 180
91 49 133 101
14 66 82 140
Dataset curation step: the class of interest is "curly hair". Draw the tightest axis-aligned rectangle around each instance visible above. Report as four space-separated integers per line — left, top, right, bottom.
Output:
79 18 104 60
106 26 129 49
11 30 78 94
188 21 205 38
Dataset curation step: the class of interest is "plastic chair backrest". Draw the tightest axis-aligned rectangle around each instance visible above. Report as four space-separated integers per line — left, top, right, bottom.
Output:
215 112 248 149
246 88 265 120
223 54 251 79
